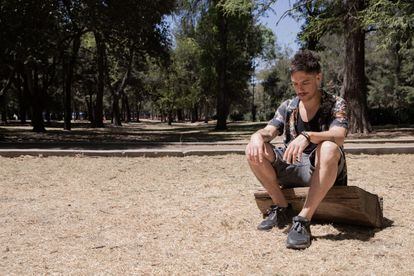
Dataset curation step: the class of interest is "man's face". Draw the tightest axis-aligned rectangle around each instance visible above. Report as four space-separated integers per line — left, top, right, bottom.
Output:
290 71 322 102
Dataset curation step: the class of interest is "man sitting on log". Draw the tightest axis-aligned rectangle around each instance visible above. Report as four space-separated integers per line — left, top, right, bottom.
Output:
245 49 349 249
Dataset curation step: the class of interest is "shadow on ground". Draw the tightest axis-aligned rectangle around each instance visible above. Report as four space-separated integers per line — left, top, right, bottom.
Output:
313 217 394 242
0 121 267 144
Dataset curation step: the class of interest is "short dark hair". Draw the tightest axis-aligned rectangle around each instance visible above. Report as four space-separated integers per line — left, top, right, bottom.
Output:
290 49 321 74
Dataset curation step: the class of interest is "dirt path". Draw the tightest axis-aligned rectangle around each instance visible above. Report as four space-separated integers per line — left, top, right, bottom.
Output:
1 154 413 274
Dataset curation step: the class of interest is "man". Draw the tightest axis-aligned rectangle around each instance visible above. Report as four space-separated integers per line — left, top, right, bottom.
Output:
245 50 348 249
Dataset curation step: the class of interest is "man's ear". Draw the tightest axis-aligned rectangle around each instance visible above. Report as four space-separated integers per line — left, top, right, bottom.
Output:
316 72 323 87
316 72 323 82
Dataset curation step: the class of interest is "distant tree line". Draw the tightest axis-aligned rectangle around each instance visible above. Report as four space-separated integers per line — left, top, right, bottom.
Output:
0 0 413 133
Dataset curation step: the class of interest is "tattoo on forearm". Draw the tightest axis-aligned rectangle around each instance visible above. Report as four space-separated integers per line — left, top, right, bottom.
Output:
256 130 274 142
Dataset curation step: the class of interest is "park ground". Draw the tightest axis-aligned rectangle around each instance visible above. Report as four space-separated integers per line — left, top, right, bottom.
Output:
1 120 413 145
1 153 413 274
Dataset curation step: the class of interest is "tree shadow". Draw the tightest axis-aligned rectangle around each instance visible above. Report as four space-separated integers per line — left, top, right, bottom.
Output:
312 217 394 242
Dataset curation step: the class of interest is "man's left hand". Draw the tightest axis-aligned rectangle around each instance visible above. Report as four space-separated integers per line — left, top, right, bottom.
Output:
283 134 310 164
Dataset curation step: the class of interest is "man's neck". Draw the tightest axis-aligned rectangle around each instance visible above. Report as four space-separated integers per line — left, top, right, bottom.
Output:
300 89 322 111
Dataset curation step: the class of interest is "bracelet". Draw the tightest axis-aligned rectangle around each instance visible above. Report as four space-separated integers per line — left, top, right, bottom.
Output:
300 131 311 143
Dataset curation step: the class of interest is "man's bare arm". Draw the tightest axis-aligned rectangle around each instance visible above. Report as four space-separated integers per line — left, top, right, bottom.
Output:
283 126 347 164
307 126 347 147
252 125 279 143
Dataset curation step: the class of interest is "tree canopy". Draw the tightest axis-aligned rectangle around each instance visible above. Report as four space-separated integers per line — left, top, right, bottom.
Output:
0 0 412 133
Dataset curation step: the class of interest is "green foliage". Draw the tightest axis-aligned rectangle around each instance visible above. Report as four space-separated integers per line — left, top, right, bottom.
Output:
362 0 414 50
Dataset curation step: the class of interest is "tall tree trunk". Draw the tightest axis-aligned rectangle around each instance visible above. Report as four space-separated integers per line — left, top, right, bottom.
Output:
136 101 141 122
93 32 105 128
64 34 81 131
341 0 371 134
122 94 131 123
112 94 122 126
215 5 229 130
14 70 27 123
0 95 7 124
0 69 14 124
191 104 198 123
23 65 46 132
107 45 134 127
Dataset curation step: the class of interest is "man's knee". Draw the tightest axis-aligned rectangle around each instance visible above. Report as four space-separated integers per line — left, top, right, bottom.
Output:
316 141 341 165
245 142 275 164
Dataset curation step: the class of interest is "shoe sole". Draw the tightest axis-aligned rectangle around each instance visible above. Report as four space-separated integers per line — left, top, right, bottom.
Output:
257 223 289 231
285 242 311 250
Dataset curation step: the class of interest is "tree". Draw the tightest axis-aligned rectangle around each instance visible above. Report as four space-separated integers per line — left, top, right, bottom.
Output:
194 0 272 129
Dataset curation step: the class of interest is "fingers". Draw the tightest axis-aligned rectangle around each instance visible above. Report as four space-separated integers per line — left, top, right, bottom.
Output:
246 142 266 163
258 146 263 163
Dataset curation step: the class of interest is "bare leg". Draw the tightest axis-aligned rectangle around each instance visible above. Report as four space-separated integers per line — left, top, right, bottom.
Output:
246 143 288 207
298 141 341 220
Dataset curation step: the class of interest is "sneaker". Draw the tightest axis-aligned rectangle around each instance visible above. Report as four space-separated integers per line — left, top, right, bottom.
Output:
286 216 312 249
257 204 292 231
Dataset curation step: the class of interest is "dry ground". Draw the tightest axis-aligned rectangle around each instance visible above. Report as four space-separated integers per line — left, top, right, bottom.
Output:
1 120 413 144
1 154 413 275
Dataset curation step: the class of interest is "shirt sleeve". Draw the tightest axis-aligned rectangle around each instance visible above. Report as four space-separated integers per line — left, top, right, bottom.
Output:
268 100 289 136
329 96 349 130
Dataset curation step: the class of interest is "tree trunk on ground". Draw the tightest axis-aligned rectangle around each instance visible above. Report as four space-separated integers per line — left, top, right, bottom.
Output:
215 5 229 130
93 32 105 128
64 34 81 131
341 0 371 134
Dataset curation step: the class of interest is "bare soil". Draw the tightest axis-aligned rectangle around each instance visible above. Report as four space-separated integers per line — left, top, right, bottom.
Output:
1 154 413 275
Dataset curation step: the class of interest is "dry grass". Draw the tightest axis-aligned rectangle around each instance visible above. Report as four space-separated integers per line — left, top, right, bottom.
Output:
1 154 413 275
1 120 413 144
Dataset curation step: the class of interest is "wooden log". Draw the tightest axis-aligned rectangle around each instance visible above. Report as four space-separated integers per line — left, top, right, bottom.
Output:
254 186 383 228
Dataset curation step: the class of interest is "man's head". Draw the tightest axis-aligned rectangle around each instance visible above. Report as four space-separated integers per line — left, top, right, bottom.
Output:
290 50 322 102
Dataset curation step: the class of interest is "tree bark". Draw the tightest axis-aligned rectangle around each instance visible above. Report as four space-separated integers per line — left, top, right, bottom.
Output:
23 65 46 132
122 94 131 123
112 94 122 126
341 0 371 134
64 34 81 131
0 95 7 124
93 32 105 128
191 104 199 123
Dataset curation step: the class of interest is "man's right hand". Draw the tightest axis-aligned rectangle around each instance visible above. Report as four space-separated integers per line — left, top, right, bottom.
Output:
246 125 278 163
246 133 268 163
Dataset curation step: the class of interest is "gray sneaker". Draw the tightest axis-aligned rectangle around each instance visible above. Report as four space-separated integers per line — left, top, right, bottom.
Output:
286 216 312 249
257 204 293 231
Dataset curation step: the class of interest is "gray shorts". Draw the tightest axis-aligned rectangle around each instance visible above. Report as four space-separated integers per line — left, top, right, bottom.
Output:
271 145 347 188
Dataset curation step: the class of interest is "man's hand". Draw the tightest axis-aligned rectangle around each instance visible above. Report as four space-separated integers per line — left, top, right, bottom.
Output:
283 134 310 164
246 125 278 163
246 133 269 163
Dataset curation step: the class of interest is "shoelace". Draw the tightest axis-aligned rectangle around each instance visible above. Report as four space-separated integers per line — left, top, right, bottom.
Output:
266 207 279 217
292 220 306 233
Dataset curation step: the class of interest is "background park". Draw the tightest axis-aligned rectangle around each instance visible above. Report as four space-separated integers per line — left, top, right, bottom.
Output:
0 0 414 274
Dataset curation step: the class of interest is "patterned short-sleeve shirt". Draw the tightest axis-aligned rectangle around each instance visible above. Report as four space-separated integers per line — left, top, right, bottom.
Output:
268 90 349 146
